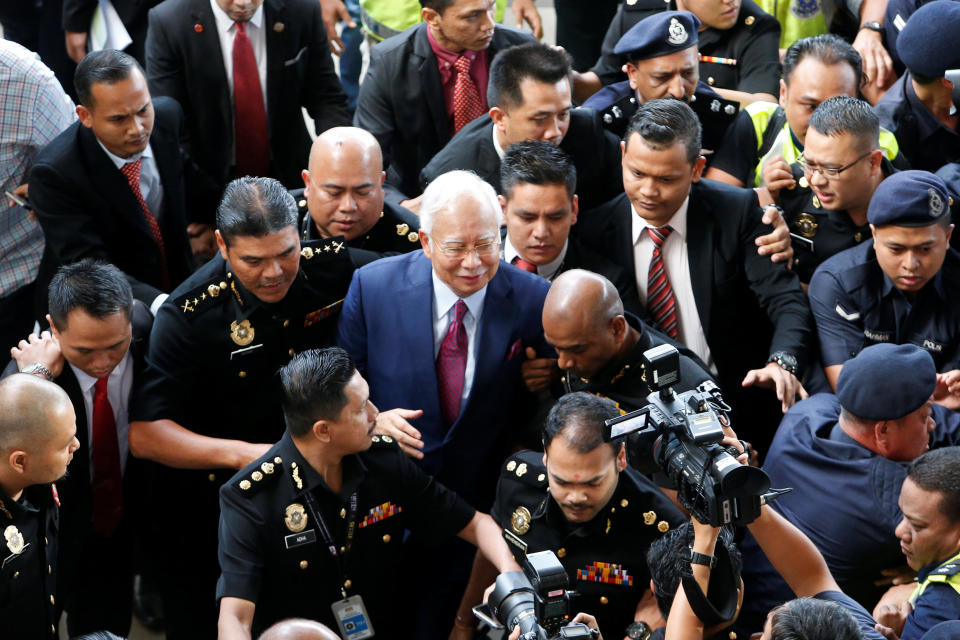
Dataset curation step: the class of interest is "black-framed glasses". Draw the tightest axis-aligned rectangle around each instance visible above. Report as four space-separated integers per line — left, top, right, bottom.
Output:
797 151 873 179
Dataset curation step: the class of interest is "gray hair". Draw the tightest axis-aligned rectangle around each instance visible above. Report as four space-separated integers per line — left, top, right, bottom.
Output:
419 170 501 236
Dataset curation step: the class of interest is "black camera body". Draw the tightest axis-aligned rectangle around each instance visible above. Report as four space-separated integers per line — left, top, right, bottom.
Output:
485 550 599 640
603 344 771 527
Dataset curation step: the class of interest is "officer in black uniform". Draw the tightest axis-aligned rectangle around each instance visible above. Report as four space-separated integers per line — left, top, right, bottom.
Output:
809 170 960 390
130 177 376 639
489 393 685 639
217 348 520 639
294 126 421 256
582 11 738 154
580 0 780 102
0 374 78 639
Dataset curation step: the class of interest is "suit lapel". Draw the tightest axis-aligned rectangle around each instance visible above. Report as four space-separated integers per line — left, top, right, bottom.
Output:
190 1 232 142
476 123 502 190
686 183 714 338
394 253 442 415
59 367 92 494
412 24 450 146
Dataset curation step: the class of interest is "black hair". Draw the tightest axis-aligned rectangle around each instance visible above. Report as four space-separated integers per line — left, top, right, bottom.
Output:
74 49 144 108
624 98 701 165
216 176 298 247
48 259 134 331
768 598 862 640
420 0 455 11
807 96 879 152
488 42 572 110
542 393 620 456
279 348 357 438
646 521 743 618
907 447 960 523
501 140 577 201
782 34 862 88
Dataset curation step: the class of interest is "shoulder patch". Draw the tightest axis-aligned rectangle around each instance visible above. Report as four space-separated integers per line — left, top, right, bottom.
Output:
369 434 400 449
931 560 960 577
235 456 284 496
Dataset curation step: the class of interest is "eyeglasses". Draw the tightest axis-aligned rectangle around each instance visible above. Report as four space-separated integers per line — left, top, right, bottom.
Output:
434 239 501 260
797 151 873 179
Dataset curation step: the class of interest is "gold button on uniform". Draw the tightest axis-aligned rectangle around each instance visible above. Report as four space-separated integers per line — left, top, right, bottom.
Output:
238 371 246 378
300 560 308 569
344 579 352 589
620 499 629 508
707 76 715 85
600 596 609 605
13 571 19 579
48 565 52 575
340 508 347 518
51 625 56 634
50 595 55 604
383 534 391 543
557 548 566 558
283 319 290 327
340 546 346 553
745 15 755 24
208 473 216 482
288 348 295 356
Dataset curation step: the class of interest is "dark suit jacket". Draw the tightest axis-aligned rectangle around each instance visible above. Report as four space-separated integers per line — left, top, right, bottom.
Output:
30 96 198 316
578 180 812 411
145 0 350 189
336 251 552 508
354 23 533 203
420 110 624 211
62 0 162 62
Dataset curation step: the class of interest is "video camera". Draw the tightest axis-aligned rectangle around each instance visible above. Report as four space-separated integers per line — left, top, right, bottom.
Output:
477 550 599 640
603 344 778 527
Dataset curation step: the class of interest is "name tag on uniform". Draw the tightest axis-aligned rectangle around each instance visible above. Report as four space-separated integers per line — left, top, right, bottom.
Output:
332 594 375 639
284 529 317 549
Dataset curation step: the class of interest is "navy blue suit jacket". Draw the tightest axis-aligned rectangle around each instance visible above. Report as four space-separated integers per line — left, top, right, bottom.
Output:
337 251 552 508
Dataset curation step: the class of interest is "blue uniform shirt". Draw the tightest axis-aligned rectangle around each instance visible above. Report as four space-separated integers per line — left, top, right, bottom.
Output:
809 240 960 370
901 561 960 639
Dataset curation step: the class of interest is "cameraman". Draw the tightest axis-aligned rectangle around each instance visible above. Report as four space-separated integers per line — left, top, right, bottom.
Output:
452 393 685 639
665 504 886 640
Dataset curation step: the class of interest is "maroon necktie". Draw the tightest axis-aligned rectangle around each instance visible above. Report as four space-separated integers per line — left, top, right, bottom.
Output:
453 55 484 133
512 256 538 274
233 21 270 177
647 226 678 339
92 377 123 537
120 158 170 290
437 300 468 427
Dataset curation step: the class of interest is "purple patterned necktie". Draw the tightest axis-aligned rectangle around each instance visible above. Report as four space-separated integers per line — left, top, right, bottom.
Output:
437 299 468 426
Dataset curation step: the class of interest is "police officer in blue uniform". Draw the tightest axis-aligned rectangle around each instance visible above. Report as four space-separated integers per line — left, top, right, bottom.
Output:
735 344 960 633
583 11 738 154
809 171 960 390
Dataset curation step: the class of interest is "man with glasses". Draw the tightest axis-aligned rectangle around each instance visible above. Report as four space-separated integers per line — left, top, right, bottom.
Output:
336 169 554 637
809 170 960 393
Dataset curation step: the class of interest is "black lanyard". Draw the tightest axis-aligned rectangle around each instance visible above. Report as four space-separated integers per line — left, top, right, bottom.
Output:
302 488 360 596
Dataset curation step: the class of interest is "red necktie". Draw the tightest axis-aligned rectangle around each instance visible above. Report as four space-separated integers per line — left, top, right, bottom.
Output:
120 158 170 290
512 256 538 274
647 226 679 339
233 21 270 177
453 55 484 133
437 299 468 427
92 377 123 537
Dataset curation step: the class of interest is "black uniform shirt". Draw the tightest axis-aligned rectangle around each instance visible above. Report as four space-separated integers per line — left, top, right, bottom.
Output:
217 431 475 638
0 484 60 639
591 0 780 96
809 241 960 369
490 450 684 638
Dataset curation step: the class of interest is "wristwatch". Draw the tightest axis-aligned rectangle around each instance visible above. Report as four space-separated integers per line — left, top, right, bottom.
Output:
690 550 717 569
767 351 798 376
859 21 883 33
20 363 54 381
626 621 652 640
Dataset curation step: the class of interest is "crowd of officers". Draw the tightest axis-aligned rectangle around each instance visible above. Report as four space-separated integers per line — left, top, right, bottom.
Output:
2 0 960 638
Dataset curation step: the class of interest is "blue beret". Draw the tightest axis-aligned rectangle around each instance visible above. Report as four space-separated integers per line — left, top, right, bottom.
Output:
613 11 701 61
867 170 950 227
837 344 936 420
897 0 960 77
920 621 960 640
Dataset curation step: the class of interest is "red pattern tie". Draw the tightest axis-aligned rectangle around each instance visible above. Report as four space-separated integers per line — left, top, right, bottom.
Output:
233 21 270 177
647 226 679 339
453 55 484 133
512 256 538 273
437 299 469 427
120 158 170 290
92 377 123 537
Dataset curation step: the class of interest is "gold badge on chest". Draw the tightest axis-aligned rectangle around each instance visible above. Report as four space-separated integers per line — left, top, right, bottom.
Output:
284 503 308 533
511 506 532 535
4 525 25 555
796 213 819 238
230 319 255 346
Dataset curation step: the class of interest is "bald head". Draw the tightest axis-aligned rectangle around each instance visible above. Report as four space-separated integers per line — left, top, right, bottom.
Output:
258 619 340 640
0 374 74 453
544 270 623 331
302 127 386 241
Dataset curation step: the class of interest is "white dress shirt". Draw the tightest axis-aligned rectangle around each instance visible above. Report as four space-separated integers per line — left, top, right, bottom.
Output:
97 140 163 219
631 197 715 372
209 0 268 108
70 350 134 478
492 125 506 160
432 270 487 404
503 234 568 281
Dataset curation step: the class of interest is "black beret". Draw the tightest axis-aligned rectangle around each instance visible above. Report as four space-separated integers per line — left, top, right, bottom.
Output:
614 11 701 61
867 170 950 227
897 0 960 77
837 343 936 421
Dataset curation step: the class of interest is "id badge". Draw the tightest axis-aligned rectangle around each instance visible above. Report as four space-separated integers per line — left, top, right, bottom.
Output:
331 594 375 639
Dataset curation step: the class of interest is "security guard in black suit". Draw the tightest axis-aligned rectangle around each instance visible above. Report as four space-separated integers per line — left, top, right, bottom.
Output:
217 348 521 639
487 394 684 639
582 11 738 154
294 127 421 257
130 177 376 640
0 374 79 639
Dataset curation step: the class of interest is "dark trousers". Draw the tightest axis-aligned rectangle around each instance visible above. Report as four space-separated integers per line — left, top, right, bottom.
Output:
555 0 620 72
399 534 476 640
62 525 135 637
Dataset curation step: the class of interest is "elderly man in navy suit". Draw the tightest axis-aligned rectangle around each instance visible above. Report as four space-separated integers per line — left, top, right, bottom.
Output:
336 169 554 638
